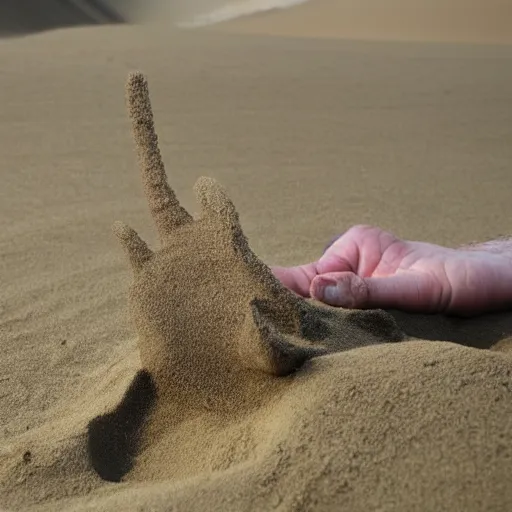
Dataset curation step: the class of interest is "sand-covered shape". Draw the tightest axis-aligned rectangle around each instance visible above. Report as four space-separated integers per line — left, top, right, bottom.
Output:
217 0 512 44
2 70 512 512
87 72 406 480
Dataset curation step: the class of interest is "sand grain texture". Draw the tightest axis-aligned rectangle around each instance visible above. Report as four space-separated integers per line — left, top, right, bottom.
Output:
1 5 512 511
89 71 407 482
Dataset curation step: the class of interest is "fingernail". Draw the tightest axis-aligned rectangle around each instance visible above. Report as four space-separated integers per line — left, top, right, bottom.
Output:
321 285 339 303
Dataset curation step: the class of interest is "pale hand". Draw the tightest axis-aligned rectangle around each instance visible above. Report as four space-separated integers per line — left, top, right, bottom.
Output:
272 225 512 316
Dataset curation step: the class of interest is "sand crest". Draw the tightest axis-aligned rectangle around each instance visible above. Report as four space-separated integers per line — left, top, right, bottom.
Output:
2 68 512 512
216 0 512 44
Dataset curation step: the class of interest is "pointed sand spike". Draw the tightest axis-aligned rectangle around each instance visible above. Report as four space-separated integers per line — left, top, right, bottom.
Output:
193 176 268 266
193 177 240 224
125 72 192 240
113 221 154 272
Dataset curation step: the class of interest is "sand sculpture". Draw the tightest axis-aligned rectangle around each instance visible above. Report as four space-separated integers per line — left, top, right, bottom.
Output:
4 72 512 512
87 71 407 482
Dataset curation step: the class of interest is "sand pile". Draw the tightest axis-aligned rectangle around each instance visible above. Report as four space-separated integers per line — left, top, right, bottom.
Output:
1 71 512 511
89 72 406 483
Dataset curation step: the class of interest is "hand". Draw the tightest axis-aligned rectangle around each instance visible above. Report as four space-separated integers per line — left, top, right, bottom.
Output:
272 225 512 316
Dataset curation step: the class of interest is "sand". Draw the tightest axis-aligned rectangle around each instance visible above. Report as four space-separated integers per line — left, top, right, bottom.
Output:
1 1 512 511
216 0 512 44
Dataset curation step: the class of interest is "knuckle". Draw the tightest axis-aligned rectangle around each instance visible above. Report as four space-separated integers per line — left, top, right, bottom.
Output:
349 275 370 305
348 224 374 236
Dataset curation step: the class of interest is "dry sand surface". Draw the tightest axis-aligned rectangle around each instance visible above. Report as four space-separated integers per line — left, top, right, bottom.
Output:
215 0 512 44
2 1 512 511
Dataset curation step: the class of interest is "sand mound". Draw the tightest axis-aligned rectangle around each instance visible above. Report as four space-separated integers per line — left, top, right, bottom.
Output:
90 71 406 481
212 0 512 44
2 70 512 511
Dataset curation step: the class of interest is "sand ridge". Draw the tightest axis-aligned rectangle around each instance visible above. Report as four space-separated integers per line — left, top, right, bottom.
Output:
212 0 512 44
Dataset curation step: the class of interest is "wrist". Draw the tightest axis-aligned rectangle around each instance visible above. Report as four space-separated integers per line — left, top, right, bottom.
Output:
458 235 512 262
447 248 512 316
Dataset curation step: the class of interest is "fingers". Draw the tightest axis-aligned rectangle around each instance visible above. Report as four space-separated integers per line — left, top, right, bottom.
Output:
271 263 319 297
272 226 402 299
310 272 367 308
322 232 346 254
316 225 386 276
316 235 358 275
310 271 437 312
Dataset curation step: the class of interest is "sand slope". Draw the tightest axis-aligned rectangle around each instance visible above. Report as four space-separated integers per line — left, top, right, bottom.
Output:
1 16 512 512
216 0 512 44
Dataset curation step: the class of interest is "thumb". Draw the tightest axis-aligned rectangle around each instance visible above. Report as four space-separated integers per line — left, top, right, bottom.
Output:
310 271 431 311
311 272 370 309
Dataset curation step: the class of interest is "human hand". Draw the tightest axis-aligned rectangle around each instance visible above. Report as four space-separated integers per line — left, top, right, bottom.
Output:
272 225 512 316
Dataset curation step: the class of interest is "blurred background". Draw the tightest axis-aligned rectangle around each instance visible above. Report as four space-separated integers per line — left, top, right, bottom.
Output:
1 1 511 44
0 0 157 35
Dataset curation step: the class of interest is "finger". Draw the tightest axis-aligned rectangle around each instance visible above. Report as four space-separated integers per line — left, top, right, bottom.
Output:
271 263 318 297
316 236 359 275
317 225 395 277
310 271 437 312
322 232 346 254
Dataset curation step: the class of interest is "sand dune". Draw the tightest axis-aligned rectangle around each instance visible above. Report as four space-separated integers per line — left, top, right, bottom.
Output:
4 1 512 44
1 5 512 512
213 0 512 44
176 0 309 28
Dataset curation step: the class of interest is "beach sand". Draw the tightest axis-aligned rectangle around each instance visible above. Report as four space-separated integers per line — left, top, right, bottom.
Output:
215 0 512 44
1 1 512 510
